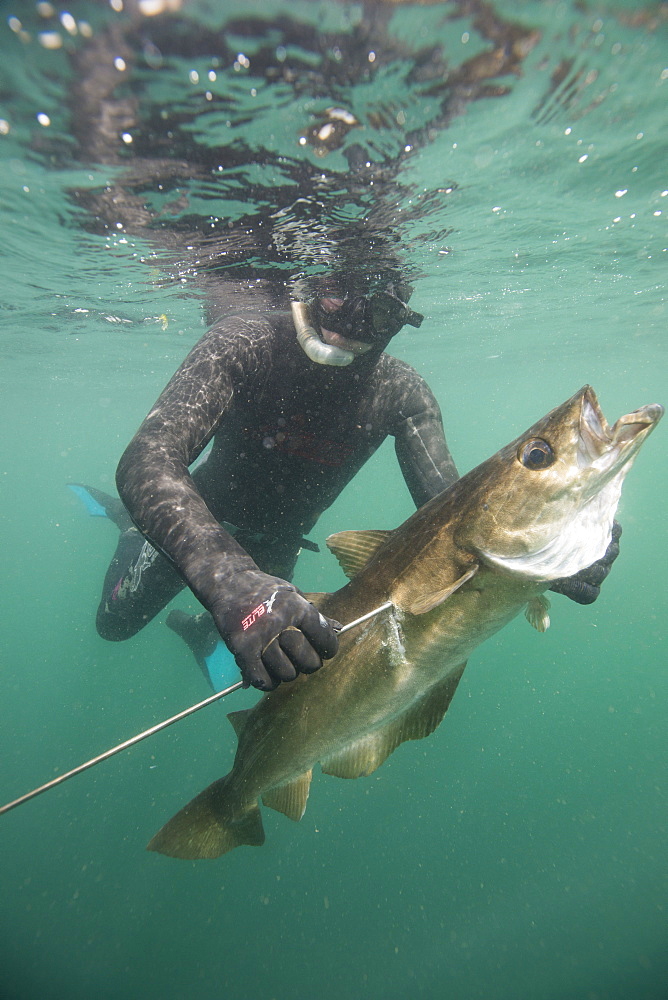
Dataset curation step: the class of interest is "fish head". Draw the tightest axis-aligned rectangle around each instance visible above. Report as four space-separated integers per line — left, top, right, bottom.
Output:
457 386 663 581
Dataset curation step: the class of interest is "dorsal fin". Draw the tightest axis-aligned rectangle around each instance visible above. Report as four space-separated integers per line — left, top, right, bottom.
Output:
262 770 313 821
227 708 251 738
326 529 391 579
320 663 467 779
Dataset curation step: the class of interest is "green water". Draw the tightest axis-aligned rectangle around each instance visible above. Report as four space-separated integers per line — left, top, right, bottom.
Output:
0 2 666 998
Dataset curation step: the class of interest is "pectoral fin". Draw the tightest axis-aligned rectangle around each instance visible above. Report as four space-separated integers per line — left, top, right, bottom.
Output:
262 770 313 821
402 564 479 615
525 594 551 632
321 663 467 779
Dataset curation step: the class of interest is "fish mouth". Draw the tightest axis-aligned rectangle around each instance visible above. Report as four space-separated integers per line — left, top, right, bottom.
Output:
579 386 663 468
610 404 665 443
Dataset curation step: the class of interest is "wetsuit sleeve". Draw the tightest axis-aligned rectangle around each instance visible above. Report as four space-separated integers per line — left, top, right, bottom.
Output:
392 375 459 508
116 320 264 592
115 319 340 690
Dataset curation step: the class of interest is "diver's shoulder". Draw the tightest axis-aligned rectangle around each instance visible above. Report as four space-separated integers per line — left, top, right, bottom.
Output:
197 311 288 356
374 352 440 410
376 352 430 387
175 313 287 386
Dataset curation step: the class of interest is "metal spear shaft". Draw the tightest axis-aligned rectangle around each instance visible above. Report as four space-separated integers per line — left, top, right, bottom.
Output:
0 601 393 816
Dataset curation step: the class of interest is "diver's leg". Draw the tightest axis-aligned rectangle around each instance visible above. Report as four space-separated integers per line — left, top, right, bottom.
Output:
96 527 185 641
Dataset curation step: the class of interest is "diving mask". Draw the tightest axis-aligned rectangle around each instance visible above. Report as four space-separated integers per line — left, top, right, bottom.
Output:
292 284 424 367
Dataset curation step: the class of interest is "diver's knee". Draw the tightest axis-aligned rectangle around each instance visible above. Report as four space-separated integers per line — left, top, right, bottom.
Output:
95 608 142 642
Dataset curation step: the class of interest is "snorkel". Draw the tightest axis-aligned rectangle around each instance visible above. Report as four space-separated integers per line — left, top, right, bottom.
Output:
291 282 424 367
291 299 355 366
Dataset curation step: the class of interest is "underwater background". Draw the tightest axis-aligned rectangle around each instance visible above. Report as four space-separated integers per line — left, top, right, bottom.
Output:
0 2 666 998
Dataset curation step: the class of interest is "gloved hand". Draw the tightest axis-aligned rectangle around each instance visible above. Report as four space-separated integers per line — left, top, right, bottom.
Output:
549 521 622 605
209 570 340 690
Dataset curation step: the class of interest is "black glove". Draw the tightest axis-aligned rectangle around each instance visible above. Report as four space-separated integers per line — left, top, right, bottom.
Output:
549 521 622 605
210 570 340 690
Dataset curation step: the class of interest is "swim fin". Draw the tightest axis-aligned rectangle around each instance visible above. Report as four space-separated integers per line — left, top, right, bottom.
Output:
68 483 132 531
203 641 240 691
166 610 239 692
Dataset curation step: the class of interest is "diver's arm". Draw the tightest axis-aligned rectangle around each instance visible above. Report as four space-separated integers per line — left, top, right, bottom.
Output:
116 321 338 689
116 323 248 573
393 383 459 508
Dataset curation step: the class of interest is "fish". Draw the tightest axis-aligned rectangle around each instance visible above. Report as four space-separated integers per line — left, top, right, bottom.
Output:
147 386 662 860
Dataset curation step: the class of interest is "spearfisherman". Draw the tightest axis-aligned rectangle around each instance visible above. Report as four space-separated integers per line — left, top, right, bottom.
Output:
64 3 619 691
86 273 620 692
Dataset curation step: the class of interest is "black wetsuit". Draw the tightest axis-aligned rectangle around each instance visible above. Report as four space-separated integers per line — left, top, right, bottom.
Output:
76 6 617 690
98 303 457 646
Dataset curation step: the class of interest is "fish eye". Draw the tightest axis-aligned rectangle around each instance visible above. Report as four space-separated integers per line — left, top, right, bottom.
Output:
518 438 555 470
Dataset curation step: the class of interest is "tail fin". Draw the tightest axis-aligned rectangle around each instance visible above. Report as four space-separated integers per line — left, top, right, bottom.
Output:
147 775 264 860
67 483 133 530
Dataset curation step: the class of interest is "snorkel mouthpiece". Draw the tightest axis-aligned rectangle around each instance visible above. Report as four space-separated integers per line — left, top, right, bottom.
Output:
291 300 355 367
